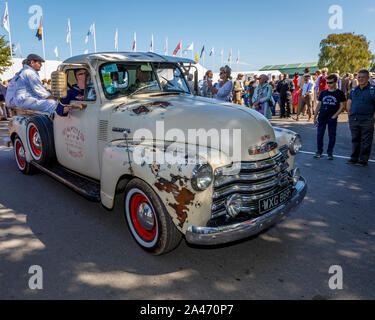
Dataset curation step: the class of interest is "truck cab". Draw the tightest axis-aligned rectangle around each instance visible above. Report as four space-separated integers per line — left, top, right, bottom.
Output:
7 52 307 255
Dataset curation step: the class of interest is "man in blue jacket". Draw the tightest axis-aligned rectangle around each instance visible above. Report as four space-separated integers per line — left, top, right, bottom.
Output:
346 69 375 167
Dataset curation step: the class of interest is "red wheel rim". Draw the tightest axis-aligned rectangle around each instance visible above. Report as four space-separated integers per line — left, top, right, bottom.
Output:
28 125 42 158
15 140 26 169
130 193 157 242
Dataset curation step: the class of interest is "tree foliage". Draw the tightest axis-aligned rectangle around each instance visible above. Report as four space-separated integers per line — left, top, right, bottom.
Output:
318 33 374 74
0 34 13 74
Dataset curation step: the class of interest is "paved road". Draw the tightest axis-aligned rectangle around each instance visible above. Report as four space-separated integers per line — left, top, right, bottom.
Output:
0 115 374 300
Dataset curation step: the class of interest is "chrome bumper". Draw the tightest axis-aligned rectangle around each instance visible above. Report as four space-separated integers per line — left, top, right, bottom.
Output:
186 177 307 245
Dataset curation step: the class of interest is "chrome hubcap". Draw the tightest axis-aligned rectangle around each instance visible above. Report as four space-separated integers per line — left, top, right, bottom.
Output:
137 202 155 231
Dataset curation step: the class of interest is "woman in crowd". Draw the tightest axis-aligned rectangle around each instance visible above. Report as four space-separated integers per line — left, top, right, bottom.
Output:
252 74 273 119
212 65 233 102
292 72 300 114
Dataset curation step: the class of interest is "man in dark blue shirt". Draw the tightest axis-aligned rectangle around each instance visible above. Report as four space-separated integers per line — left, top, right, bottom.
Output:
55 69 86 117
346 69 375 167
314 74 346 159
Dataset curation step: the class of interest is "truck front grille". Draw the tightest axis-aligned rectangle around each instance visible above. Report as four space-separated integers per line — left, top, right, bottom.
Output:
209 147 291 227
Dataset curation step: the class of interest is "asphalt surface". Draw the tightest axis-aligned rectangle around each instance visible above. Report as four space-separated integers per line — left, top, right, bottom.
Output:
0 113 374 300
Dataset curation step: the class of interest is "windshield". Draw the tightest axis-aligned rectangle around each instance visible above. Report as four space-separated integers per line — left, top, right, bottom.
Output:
154 63 190 94
100 62 190 99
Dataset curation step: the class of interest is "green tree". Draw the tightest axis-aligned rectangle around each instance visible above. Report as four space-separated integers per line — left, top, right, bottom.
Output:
318 33 374 74
0 35 13 74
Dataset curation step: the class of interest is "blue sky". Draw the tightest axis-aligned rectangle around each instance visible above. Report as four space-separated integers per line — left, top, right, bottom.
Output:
1 0 375 71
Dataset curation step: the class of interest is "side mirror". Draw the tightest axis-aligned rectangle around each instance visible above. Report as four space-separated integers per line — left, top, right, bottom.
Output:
51 71 67 99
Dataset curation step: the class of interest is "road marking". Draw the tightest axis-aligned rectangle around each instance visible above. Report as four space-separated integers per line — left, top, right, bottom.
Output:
300 150 375 163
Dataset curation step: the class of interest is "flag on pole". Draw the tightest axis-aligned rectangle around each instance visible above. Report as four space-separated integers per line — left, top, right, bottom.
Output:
209 47 214 57
228 49 232 63
150 34 154 52
164 37 168 55
1 2 10 33
172 42 181 56
132 32 136 52
195 52 199 63
36 16 42 40
66 19 71 44
184 42 194 52
54 46 59 60
114 28 119 51
236 50 239 64
200 46 205 58
85 22 94 44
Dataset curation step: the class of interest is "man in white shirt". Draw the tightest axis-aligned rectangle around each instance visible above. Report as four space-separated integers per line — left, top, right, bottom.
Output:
294 74 314 121
13 54 58 114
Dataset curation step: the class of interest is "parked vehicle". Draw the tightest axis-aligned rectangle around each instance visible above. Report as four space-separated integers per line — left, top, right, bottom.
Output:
6 52 307 255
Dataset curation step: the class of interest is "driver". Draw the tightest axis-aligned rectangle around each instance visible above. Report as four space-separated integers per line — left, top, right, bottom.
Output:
135 66 152 87
55 69 86 117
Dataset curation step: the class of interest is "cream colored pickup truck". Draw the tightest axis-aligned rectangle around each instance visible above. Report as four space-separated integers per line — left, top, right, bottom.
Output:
6 52 307 255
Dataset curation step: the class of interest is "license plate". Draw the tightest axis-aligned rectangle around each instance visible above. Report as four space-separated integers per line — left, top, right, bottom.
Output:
259 188 292 214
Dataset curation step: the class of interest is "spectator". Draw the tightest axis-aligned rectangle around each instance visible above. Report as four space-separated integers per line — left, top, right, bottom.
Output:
233 73 244 105
252 74 273 119
246 75 259 108
292 72 300 114
0 80 7 120
316 67 329 99
371 72 375 85
350 73 359 90
313 74 346 159
272 74 283 114
276 73 295 118
342 73 351 98
294 74 314 121
335 70 342 90
199 70 213 98
346 69 375 167
187 74 195 94
269 78 277 116
212 65 233 102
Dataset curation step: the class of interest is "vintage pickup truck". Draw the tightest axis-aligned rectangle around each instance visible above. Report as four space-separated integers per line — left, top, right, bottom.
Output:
6 52 307 255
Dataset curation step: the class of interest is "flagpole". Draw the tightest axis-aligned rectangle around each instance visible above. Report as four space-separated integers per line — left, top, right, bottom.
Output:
68 19 72 57
41 16 47 79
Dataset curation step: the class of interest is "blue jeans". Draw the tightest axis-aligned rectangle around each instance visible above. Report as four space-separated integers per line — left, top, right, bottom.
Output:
317 117 338 155
272 95 279 116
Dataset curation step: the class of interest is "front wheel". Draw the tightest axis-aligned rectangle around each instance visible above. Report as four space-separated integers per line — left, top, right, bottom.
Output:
124 178 182 255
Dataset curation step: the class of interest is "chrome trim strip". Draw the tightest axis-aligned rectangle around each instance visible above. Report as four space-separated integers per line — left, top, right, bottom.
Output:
186 177 307 245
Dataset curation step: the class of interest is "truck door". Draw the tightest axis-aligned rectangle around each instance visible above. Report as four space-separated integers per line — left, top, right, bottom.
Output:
53 67 102 180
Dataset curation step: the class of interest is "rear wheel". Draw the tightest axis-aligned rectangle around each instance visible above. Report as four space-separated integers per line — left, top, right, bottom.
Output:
26 116 55 165
14 136 34 175
124 179 182 255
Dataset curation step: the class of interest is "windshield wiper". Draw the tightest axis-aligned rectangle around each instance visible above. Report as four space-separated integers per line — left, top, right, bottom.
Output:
128 84 158 99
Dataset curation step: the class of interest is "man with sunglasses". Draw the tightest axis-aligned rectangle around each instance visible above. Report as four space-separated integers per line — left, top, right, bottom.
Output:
313 74 346 160
55 69 85 116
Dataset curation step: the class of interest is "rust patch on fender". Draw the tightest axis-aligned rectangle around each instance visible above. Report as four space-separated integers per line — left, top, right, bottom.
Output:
133 105 151 115
154 175 195 227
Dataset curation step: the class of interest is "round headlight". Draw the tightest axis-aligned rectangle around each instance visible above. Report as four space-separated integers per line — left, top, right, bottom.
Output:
225 194 243 218
191 164 213 191
289 134 302 155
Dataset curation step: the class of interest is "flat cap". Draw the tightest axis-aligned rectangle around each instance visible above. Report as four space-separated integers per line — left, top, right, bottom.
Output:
27 54 45 62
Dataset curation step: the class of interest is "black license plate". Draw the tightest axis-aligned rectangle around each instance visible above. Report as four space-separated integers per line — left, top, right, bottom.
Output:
259 188 292 214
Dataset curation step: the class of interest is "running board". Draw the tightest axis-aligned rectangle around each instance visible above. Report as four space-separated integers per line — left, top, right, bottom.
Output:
31 161 101 202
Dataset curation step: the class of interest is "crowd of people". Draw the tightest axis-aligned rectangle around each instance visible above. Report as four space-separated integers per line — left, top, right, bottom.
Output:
197 65 375 167
1 56 374 167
